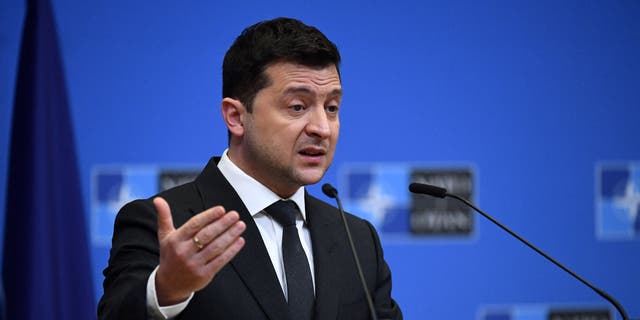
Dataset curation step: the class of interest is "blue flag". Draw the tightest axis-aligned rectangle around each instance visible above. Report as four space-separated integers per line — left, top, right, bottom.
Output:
2 0 95 319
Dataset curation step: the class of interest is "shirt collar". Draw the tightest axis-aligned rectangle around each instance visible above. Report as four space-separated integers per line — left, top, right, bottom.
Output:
217 149 307 221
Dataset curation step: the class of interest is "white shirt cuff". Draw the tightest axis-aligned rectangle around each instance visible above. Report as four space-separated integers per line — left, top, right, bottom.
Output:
146 266 194 319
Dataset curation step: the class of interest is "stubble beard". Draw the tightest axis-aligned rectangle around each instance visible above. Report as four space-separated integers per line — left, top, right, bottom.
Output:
242 126 311 195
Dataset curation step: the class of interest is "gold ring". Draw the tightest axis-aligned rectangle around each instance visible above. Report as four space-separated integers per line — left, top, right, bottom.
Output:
193 236 204 250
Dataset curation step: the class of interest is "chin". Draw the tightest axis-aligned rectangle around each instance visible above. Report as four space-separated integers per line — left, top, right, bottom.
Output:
296 169 327 186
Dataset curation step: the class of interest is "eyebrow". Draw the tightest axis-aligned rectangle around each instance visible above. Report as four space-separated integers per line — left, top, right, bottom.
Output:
283 86 343 98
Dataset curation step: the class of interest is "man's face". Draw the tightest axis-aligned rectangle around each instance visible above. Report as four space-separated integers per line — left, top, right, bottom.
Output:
233 62 342 197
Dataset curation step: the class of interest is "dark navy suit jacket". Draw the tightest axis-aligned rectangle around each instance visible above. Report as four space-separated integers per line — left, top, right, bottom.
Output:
98 157 402 320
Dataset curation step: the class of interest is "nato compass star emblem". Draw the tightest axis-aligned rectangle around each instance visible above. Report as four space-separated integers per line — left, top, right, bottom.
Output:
596 163 640 240
339 164 474 235
91 167 157 245
355 182 396 227
615 180 640 229
340 167 411 234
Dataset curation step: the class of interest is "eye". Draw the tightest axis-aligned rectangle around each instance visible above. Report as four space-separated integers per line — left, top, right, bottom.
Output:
290 104 305 112
325 105 339 114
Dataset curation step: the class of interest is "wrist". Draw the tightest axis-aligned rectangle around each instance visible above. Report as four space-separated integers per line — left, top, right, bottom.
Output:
155 269 191 306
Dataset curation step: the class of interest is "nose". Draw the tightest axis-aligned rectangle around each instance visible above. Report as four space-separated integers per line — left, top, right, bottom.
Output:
305 106 332 139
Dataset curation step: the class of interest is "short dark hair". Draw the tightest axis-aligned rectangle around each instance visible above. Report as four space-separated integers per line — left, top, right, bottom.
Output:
223 17 341 111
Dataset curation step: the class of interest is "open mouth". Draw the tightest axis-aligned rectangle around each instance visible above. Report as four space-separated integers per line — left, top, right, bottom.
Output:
298 147 326 157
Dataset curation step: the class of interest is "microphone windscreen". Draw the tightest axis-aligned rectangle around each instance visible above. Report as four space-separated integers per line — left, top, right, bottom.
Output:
322 183 338 198
409 183 447 198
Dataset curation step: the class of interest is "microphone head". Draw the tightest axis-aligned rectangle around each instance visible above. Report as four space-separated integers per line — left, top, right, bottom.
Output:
322 183 338 198
409 183 448 198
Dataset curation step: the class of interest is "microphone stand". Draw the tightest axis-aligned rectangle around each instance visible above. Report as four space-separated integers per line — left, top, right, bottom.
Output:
323 184 379 320
410 183 635 320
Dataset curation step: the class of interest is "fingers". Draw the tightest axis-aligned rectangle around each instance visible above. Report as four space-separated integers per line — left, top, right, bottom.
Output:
178 205 227 241
154 197 175 240
155 197 241 248
192 211 243 246
204 236 245 274
196 216 246 260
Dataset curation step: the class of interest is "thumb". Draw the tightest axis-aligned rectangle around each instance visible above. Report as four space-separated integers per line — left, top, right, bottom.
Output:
154 197 175 240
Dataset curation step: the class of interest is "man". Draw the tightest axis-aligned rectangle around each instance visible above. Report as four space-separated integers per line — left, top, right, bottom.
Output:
98 17 402 320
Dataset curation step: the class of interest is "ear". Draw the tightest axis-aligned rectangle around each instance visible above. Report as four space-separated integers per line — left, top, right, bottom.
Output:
221 97 246 138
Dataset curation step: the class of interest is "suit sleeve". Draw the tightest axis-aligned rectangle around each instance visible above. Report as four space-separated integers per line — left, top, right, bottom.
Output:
98 199 160 320
365 221 403 320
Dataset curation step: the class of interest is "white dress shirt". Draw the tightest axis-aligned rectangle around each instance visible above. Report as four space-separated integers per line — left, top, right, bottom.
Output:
146 150 315 319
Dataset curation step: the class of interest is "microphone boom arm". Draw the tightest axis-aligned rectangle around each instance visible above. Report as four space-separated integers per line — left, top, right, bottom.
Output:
408 183 634 320
446 193 630 320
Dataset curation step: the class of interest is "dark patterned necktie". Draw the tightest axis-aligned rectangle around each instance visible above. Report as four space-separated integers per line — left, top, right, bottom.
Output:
265 200 314 320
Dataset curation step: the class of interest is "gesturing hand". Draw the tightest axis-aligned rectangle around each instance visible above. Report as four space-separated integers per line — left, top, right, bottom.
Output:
153 197 246 306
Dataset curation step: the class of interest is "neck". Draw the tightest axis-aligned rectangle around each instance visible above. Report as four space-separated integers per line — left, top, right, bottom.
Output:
226 148 298 199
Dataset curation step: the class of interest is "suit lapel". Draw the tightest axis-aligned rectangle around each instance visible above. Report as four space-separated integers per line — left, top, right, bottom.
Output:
306 194 343 320
195 158 288 320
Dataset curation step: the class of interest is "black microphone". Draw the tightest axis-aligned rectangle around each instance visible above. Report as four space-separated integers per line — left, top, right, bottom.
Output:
408 182 447 198
409 182 635 320
322 183 378 320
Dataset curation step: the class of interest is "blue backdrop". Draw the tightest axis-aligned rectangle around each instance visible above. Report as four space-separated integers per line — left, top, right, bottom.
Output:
1 1 639 319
